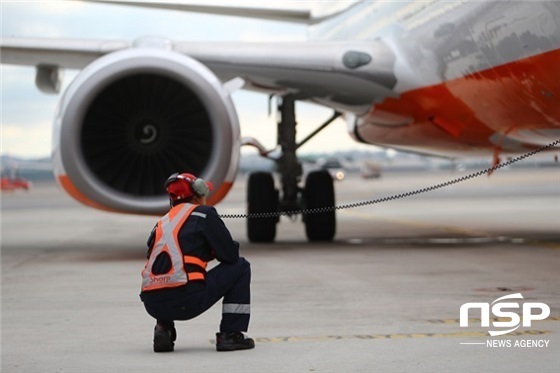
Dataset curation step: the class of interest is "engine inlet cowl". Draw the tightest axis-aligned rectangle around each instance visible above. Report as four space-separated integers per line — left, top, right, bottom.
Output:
54 48 240 215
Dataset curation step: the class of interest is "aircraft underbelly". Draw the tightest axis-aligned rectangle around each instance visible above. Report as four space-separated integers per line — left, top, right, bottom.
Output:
354 47 560 156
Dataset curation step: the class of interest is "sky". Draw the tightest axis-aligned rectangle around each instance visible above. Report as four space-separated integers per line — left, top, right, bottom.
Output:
1 0 376 159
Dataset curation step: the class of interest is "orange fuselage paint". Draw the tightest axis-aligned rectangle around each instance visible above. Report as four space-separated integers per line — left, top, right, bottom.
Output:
361 48 560 154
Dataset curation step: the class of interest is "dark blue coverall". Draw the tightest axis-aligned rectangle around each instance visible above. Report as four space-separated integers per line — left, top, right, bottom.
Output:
140 204 251 333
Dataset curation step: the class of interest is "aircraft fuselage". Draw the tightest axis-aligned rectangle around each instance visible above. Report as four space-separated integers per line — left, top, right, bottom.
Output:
311 1 560 155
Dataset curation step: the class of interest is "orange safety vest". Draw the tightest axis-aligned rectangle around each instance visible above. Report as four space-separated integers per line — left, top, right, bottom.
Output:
141 203 209 292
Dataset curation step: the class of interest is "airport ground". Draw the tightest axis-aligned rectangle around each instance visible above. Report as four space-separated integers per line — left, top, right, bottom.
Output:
1 166 559 373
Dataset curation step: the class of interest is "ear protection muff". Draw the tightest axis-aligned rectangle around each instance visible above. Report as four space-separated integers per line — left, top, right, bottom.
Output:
191 178 209 197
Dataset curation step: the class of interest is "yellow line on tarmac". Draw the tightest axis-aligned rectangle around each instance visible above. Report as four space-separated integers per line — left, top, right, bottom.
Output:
525 240 560 250
251 330 551 344
428 316 560 325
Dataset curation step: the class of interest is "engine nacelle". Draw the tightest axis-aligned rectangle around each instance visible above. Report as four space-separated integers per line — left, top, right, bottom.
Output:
52 48 240 215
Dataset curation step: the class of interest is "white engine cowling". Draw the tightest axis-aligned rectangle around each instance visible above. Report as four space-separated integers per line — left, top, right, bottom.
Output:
52 48 240 215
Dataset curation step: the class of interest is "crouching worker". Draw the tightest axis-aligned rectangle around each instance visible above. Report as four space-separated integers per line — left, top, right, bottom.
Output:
140 172 254 352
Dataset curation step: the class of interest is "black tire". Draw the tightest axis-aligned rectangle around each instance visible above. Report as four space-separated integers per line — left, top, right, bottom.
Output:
247 172 278 242
304 170 336 241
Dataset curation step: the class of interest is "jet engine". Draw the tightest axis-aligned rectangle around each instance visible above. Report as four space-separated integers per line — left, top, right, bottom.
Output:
52 48 240 215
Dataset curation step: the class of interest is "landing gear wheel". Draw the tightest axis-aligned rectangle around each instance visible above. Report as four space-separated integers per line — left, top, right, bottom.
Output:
304 170 336 241
247 172 278 242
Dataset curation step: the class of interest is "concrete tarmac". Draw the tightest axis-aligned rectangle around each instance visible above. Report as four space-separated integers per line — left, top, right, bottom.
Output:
1 167 559 373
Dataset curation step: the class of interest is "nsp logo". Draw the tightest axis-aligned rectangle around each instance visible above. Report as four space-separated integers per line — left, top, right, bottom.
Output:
460 293 550 336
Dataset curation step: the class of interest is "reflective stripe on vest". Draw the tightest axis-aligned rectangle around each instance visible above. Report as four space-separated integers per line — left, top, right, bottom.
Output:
184 255 207 269
141 203 199 292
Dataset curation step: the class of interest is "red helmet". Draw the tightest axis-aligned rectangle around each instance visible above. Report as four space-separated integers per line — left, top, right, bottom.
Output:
164 173 213 202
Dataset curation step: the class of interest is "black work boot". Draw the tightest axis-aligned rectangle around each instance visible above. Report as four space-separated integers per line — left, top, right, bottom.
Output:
216 331 255 351
153 322 177 352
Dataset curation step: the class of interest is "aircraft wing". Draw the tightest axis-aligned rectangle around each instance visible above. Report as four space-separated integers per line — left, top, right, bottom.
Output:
83 0 315 24
1 37 130 69
1 37 397 108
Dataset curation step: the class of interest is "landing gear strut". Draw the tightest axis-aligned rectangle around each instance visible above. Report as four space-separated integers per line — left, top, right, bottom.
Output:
246 94 339 242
